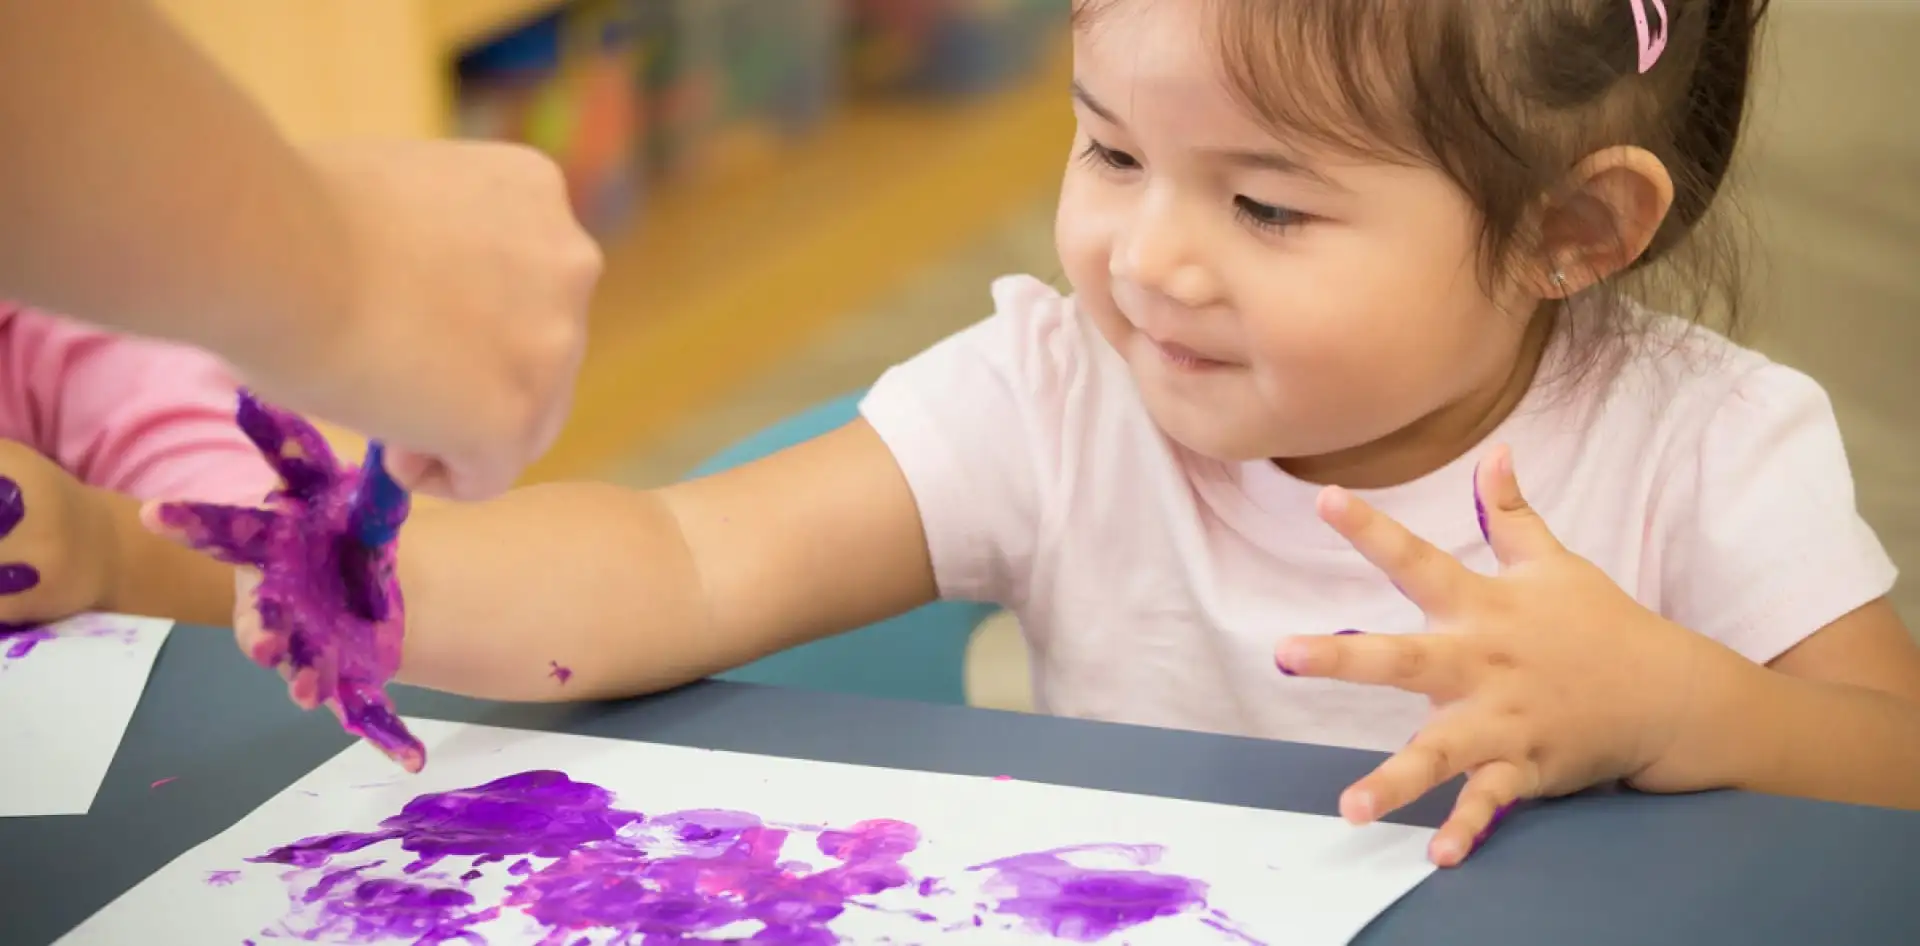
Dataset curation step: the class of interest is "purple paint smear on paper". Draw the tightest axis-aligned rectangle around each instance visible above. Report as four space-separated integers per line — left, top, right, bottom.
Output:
0 622 53 659
207 870 242 887
969 845 1262 944
1 616 145 664
231 769 1255 945
155 391 422 772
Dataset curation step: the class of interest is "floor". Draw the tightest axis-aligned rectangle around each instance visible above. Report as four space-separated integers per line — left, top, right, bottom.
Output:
604 1 1920 712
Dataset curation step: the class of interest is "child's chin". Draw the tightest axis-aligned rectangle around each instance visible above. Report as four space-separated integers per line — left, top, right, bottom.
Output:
1147 409 1276 465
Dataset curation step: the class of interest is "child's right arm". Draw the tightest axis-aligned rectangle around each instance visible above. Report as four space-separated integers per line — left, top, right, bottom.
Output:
385 420 939 702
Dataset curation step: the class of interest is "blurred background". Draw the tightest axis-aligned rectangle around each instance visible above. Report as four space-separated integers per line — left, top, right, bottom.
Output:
152 0 1916 705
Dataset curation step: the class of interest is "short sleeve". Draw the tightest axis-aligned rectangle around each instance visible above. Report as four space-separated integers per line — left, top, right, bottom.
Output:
858 275 1089 607
1657 362 1898 664
6 309 276 503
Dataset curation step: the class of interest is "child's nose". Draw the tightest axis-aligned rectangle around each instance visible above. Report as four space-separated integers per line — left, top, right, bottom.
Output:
1109 201 1220 308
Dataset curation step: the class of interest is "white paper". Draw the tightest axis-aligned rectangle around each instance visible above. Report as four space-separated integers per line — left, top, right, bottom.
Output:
65 718 1437 945
0 613 173 817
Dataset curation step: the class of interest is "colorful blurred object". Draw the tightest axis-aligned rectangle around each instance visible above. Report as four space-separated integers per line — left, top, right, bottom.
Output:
453 0 1064 212
633 0 845 180
848 0 1068 97
455 0 645 234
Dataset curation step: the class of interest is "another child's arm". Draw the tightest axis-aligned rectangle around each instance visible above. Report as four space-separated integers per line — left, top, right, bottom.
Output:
374 419 937 702
3 309 277 624
0 439 232 626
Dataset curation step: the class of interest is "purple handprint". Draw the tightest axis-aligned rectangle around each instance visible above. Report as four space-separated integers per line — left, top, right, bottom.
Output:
153 391 423 772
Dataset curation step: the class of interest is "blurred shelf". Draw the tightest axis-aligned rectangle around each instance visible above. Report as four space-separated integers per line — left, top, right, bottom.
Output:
427 0 569 51
520 38 1074 484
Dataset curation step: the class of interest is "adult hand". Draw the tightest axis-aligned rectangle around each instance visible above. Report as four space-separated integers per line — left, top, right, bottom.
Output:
252 139 601 500
1273 445 1756 866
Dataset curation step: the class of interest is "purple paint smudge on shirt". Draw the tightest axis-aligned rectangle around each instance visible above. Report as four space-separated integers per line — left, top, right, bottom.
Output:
547 661 572 684
239 769 1250 944
155 391 422 772
150 776 177 789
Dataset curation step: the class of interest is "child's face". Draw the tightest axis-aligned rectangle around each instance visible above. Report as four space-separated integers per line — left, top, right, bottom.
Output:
1056 2 1540 470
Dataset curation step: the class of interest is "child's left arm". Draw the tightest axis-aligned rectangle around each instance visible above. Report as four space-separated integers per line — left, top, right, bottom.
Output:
1273 447 1920 867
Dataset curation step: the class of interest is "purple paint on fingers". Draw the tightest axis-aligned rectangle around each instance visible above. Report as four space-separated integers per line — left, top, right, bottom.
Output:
1472 801 1516 850
0 476 22 536
0 478 32 595
158 390 421 772
0 563 39 595
1472 461 1490 543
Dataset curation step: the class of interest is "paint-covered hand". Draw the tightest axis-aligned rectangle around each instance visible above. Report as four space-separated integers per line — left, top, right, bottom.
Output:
0 439 118 626
141 392 424 773
1273 445 1756 867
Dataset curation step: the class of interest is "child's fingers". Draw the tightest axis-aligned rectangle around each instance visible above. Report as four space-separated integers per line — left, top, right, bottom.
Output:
230 570 282 664
1473 445 1564 567
1340 708 1518 825
1275 631 1474 700
1429 761 1529 867
144 501 278 567
1317 486 1474 617
286 666 325 711
235 390 341 499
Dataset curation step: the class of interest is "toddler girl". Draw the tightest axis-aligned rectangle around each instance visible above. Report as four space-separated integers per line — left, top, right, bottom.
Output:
0 304 272 628
167 0 1920 864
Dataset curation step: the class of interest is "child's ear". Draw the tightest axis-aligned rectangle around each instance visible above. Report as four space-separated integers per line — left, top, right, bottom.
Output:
1532 146 1675 297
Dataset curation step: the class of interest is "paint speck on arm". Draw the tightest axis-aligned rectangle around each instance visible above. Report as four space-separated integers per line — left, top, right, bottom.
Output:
548 661 572 684
149 776 177 790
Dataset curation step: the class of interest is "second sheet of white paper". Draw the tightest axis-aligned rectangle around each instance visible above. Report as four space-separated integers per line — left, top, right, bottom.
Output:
0 613 173 817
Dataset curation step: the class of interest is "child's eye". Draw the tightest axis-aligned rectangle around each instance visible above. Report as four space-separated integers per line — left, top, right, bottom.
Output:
1234 196 1307 232
1079 140 1141 172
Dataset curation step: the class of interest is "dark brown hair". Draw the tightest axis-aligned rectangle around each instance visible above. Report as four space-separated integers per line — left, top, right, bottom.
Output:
1074 0 1770 354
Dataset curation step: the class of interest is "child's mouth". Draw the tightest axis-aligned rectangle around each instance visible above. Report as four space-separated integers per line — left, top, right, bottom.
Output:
1153 339 1231 371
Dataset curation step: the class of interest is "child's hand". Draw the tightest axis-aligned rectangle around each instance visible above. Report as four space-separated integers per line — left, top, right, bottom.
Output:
142 393 423 773
1274 445 1756 867
0 439 115 625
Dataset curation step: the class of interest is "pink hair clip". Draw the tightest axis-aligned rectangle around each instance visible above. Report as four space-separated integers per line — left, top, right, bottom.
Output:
1629 0 1669 74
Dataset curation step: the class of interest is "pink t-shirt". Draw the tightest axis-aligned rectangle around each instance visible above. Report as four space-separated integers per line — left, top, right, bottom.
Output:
0 305 274 504
860 275 1899 751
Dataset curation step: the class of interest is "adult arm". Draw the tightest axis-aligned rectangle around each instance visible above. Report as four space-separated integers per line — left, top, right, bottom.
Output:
0 0 601 499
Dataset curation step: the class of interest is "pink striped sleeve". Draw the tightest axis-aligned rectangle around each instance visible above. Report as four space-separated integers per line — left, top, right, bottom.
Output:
6 308 276 504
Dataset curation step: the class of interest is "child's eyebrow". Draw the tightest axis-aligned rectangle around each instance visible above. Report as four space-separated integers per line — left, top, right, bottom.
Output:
1070 80 1121 124
1071 78 1347 194
1208 147 1348 193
